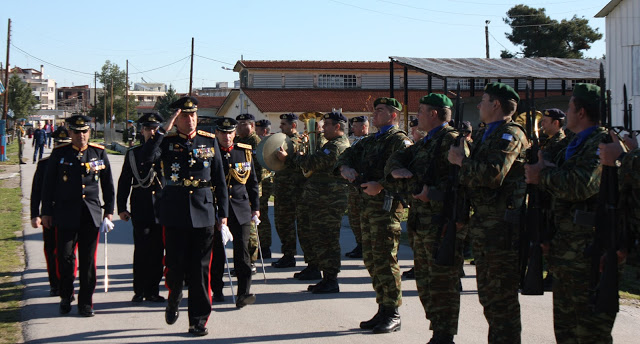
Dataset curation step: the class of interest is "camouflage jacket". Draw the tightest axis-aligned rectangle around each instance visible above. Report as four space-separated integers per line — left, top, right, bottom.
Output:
384 125 459 216
459 119 527 211
618 148 640 237
292 134 350 184
274 132 306 183
539 127 607 217
541 129 568 162
335 125 412 199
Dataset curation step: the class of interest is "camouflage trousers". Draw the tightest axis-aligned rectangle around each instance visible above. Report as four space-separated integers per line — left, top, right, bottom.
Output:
273 176 305 257
250 177 274 262
347 187 362 244
361 195 403 307
300 182 348 274
549 218 616 344
469 206 521 344
411 212 467 335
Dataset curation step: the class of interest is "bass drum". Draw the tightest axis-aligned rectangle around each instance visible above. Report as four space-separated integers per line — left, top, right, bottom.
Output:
256 133 294 172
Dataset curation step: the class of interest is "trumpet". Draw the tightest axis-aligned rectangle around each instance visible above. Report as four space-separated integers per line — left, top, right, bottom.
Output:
298 112 325 177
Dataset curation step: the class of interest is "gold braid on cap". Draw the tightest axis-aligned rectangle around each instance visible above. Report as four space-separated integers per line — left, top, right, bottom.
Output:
226 149 252 186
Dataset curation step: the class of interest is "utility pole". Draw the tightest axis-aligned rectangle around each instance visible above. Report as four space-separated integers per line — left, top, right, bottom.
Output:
93 72 97 139
110 78 114 129
126 60 129 123
189 37 194 96
485 20 490 58
1 19 11 162
103 86 107 138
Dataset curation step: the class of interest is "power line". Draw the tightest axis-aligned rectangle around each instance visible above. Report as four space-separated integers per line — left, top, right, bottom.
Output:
129 56 191 74
11 43 94 76
193 54 234 65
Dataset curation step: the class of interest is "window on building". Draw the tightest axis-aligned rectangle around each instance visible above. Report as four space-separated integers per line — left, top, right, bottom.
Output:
318 74 357 88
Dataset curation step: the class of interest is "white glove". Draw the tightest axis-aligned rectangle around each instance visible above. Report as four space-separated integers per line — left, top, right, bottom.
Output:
100 218 115 233
251 215 261 226
221 224 233 246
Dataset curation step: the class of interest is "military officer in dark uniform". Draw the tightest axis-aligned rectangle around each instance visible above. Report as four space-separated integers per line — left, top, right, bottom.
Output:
30 127 72 297
41 115 115 317
117 113 166 303
210 117 260 308
141 96 228 337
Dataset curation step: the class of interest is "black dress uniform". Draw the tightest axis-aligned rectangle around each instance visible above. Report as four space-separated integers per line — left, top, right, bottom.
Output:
41 115 115 316
117 113 165 302
210 118 260 308
141 97 228 334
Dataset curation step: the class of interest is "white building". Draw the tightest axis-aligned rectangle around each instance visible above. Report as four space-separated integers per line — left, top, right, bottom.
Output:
596 0 640 127
8 65 57 110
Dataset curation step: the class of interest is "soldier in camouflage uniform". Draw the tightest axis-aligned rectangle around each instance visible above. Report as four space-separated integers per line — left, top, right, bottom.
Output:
336 97 412 334
526 83 616 343
271 113 306 268
386 94 467 344
255 119 273 258
278 111 350 292
540 108 569 161
448 82 527 343
235 113 261 274
345 116 369 259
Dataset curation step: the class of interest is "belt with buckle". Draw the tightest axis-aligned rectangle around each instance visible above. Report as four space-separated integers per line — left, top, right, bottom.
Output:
166 178 212 188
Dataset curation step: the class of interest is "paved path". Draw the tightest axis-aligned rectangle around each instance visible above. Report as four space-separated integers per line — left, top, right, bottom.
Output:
18 143 640 343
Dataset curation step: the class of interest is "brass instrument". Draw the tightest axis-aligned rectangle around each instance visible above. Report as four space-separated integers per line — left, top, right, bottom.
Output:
298 112 325 177
515 110 543 143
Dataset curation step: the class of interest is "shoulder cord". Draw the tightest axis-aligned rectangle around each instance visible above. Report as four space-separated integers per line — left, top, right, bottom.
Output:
129 150 159 189
226 149 252 187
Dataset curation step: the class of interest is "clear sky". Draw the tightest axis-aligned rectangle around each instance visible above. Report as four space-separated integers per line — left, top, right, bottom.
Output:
2 0 608 94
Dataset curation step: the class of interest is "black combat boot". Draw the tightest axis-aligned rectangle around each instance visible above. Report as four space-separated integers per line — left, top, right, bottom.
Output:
271 254 296 268
294 265 311 278
312 273 339 294
298 266 322 280
428 331 455 344
359 304 383 329
372 306 401 333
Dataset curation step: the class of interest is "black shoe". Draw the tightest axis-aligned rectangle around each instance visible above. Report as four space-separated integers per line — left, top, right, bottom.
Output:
428 331 455 344
146 295 165 303
188 325 209 336
346 243 362 258
312 278 339 294
230 269 237 277
165 293 181 325
236 294 256 309
360 305 383 329
372 306 401 333
251 264 257 275
402 267 415 279
132 294 144 303
78 304 95 317
260 247 272 259
213 292 225 302
294 266 311 278
298 267 322 281
59 298 72 315
307 282 321 292
271 255 296 268
49 288 59 297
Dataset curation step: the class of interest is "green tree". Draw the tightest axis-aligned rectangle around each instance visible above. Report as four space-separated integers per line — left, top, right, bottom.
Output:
7 74 38 119
88 60 137 124
154 84 179 119
502 4 602 58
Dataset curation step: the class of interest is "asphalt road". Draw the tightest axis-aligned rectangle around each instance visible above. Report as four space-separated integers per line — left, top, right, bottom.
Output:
18 143 640 343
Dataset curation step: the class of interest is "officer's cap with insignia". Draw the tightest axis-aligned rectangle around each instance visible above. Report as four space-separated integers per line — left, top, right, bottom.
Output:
138 113 164 127
410 118 419 127
374 97 402 111
215 117 238 132
572 83 601 108
323 111 348 123
236 113 256 122
420 93 453 109
543 108 566 120
280 113 298 121
256 119 271 127
127 119 134 123
170 96 198 112
53 127 72 143
66 114 92 131
484 82 520 102
350 115 368 123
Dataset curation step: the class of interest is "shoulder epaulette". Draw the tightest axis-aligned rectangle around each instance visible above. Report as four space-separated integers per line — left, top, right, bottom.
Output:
52 143 71 150
236 142 252 150
89 143 105 150
197 130 215 139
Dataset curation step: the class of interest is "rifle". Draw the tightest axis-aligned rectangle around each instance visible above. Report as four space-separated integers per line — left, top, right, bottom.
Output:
435 83 464 266
590 63 619 313
520 83 545 295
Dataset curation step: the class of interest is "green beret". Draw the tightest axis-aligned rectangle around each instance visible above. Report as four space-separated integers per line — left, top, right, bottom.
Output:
484 82 520 102
572 83 601 107
373 97 402 111
419 93 453 108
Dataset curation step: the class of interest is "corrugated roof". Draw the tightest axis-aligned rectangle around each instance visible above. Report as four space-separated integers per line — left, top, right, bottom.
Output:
390 57 602 80
242 89 426 113
234 60 405 71
595 0 623 17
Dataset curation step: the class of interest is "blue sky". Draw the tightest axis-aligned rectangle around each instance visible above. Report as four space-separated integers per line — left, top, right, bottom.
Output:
2 0 607 93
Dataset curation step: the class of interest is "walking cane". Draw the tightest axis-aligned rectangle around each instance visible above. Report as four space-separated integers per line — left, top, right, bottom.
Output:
221 224 236 304
104 231 109 292
253 219 267 283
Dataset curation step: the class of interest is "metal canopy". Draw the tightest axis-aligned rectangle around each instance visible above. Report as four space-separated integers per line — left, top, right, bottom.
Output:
390 57 602 80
